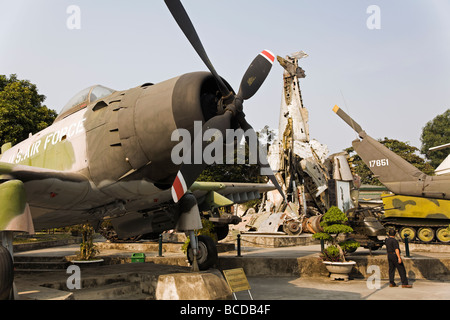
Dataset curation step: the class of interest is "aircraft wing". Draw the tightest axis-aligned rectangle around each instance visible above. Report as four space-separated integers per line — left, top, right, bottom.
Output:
0 160 275 213
0 161 94 233
189 181 275 206
0 161 88 183
0 161 93 211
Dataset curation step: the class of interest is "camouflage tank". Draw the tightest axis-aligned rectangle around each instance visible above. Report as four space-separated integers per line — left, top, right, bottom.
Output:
382 194 450 243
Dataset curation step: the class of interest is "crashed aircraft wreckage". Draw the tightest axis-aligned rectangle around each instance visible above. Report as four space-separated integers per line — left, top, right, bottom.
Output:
241 52 384 250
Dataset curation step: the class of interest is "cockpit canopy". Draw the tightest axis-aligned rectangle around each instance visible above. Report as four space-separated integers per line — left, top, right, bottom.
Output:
55 85 115 122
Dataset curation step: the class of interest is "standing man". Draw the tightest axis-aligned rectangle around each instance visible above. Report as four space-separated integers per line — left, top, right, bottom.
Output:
385 229 412 288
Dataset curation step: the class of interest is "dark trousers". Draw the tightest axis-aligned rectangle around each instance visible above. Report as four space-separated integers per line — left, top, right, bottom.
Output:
388 253 408 285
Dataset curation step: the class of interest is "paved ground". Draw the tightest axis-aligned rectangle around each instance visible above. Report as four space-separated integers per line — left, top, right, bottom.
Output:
244 277 450 300
11 240 450 300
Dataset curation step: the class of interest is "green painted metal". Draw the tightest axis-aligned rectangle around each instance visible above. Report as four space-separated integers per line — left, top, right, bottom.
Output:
0 180 27 230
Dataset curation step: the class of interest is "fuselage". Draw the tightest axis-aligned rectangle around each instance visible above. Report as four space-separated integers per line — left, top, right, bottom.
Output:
0 72 224 229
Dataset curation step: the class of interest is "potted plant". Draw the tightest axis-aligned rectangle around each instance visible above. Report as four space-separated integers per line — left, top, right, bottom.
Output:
72 223 103 264
313 206 359 280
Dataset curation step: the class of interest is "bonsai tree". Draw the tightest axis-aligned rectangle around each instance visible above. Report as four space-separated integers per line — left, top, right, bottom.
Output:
313 206 359 262
77 223 99 261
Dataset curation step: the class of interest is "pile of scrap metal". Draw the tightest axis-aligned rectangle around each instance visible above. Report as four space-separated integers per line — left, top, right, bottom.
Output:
243 52 359 237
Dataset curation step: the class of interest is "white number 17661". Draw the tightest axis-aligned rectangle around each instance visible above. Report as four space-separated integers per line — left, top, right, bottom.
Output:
369 159 389 167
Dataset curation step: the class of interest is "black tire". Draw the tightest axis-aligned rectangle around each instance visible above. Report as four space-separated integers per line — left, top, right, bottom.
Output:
0 245 14 300
187 235 218 271
214 224 229 241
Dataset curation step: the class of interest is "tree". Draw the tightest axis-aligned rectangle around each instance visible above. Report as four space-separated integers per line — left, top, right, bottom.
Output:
197 145 265 183
0 74 57 146
346 138 435 186
312 206 359 262
420 109 450 169
197 127 274 183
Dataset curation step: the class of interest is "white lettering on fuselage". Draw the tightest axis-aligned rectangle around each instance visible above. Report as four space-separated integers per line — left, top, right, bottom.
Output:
8 118 86 164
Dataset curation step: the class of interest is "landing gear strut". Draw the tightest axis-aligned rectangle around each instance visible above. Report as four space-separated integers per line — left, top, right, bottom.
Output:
177 193 218 271
186 234 218 271
188 230 200 271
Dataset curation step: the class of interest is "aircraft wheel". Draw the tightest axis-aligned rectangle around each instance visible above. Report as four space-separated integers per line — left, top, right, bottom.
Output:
187 235 218 271
417 227 435 243
0 245 14 300
399 227 416 242
436 227 450 243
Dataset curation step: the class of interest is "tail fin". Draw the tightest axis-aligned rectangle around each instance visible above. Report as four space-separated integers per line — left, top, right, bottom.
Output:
333 105 427 186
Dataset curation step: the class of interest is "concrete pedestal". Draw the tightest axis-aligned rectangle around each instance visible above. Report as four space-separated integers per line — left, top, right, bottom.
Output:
155 270 232 300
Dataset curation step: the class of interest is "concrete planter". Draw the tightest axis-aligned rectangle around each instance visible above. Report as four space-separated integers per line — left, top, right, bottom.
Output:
323 260 356 281
71 259 104 264
71 259 104 268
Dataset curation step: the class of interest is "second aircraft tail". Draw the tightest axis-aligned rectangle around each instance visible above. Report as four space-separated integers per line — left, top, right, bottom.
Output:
333 105 427 188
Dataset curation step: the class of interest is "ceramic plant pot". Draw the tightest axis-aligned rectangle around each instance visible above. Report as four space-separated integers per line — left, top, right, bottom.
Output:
323 261 356 281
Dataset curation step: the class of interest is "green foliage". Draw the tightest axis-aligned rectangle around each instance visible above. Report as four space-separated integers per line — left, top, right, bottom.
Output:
182 218 218 253
198 218 218 242
197 127 274 183
77 223 99 261
420 109 450 169
339 240 360 254
0 74 57 146
346 137 434 185
197 163 264 183
311 232 331 241
323 224 353 235
313 206 359 262
322 245 341 262
313 206 353 240
320 206 348 225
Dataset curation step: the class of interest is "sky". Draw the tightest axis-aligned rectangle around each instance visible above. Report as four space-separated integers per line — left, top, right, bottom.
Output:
0 0 449 154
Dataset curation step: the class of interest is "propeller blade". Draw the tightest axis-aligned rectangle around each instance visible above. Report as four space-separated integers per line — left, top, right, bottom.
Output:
171 111 233 203
164 0 231 98
165 0 279 202
236 113 286 201
238 50 275 100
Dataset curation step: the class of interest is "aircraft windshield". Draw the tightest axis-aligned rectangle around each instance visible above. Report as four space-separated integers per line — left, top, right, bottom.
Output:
60 85 115 115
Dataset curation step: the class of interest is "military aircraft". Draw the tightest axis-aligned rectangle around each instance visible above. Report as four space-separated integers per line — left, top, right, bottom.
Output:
333 105 450 199
0 0 285 299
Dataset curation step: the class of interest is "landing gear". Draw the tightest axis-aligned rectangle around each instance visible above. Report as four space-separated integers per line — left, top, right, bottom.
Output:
186 235 218 271
177 193 219 271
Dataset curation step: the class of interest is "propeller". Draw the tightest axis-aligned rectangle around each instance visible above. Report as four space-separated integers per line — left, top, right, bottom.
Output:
165 0 285 203
164 0 231 99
